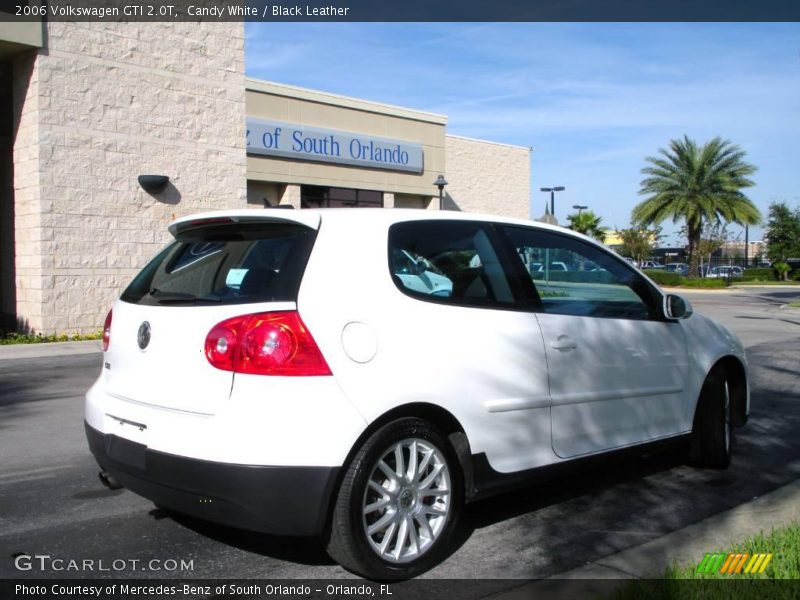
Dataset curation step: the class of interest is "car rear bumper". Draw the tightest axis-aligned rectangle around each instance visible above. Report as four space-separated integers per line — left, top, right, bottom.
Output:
85 422 339 536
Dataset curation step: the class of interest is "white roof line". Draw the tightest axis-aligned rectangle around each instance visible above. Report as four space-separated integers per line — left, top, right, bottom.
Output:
446 133 532 152
246 77 448 125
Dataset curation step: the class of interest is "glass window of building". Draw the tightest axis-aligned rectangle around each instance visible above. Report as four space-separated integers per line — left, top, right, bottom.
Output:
301 186 383 208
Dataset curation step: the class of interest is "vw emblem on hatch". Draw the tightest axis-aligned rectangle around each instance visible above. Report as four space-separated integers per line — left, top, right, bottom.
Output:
137 321 151 350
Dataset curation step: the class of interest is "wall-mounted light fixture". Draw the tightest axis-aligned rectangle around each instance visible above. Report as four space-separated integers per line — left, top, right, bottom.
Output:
138 174 170 194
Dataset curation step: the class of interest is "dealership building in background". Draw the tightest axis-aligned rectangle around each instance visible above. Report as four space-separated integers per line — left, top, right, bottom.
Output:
0 21 531 335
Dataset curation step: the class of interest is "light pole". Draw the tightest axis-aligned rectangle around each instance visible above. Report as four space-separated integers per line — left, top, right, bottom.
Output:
433 175 448 210
572 204 588 215
744 224 749 267
541 186 565 217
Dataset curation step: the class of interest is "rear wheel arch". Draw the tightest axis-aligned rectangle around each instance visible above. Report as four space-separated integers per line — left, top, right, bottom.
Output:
347 403 473 494
326 412 467 578
322 404 473 542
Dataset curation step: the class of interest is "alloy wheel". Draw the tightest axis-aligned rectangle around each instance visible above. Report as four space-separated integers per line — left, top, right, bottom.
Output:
361 438 451 563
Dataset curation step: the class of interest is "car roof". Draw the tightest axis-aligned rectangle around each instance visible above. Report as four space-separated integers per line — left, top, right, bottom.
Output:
169 208 591 243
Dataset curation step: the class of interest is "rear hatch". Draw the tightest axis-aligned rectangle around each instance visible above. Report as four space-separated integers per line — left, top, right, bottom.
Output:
104 212 320 415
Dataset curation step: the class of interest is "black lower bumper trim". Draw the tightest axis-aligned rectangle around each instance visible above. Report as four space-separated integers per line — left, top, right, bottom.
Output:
85 422 339 536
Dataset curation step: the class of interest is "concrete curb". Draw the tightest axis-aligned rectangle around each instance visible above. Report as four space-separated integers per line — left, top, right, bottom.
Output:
661 287 733 294
495 477 800 598
660 285 800 295
0 339 102 361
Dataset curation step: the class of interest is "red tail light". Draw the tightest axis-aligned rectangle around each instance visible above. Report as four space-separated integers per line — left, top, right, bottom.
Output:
205 311 331 376
102 309 113 352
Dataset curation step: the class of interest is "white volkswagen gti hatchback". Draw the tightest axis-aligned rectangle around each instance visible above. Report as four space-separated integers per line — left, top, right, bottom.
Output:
85 208 749 579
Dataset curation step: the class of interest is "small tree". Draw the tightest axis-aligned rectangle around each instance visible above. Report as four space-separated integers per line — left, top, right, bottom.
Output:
688 222 729 272
774 261 791 282
765 202 800 262
617 226 659 265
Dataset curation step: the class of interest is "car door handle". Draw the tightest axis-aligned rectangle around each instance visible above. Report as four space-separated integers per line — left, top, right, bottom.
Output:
550 336 577 351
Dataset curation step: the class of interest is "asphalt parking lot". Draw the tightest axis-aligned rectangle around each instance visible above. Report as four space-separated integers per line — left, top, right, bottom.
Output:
1 287 799 593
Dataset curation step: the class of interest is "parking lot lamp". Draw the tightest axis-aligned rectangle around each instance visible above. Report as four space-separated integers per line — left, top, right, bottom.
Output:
744 225 749 267
541 186 565 216
434 175 448 210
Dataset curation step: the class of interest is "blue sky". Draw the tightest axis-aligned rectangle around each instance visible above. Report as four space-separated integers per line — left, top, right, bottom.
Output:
245 23 799 243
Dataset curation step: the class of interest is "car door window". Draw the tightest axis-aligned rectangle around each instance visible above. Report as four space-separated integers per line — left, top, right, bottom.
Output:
388 220 515 308
500 226 658 320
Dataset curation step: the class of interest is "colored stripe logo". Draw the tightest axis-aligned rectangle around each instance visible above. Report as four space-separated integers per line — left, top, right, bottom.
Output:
696 552 773 575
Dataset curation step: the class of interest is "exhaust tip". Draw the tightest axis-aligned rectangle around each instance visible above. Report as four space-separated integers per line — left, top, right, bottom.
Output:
98 471 123 490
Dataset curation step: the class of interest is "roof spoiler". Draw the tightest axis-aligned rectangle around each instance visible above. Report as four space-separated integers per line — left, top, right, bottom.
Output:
168 209 320 237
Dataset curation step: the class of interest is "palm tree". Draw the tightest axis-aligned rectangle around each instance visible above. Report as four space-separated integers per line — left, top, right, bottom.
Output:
632 136 760 278
567 210 606 242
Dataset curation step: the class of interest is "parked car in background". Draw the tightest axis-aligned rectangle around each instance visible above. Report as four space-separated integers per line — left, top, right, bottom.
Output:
707 266 743 279
530 261 570 273
640 260 665 269
785 259 800 272
664 263 689 276
696 265 712 277
86 209 750 580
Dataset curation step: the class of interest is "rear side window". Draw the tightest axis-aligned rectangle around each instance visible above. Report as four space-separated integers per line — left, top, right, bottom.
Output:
388 220 515 308
121 223 316 306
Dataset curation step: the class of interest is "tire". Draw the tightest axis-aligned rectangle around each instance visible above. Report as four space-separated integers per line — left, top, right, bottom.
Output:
327 418 463 580
689 367 733 469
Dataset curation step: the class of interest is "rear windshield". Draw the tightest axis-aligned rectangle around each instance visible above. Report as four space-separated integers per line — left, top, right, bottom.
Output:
121 222 316 306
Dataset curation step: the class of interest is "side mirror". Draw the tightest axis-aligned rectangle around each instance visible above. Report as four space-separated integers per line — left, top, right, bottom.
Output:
664 294 693 320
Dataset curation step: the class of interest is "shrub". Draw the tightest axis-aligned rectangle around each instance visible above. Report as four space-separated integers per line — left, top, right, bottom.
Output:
774 262 791 281
679 278 727 288
741 267 776 281
642 269 682 286
532 270 616 284
0 331 103 345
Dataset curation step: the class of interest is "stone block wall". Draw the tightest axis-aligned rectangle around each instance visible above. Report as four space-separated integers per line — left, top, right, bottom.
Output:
444 135 531 220
12 22 247 334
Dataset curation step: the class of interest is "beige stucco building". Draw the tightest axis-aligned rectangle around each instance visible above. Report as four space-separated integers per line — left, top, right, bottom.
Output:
1 22 531 335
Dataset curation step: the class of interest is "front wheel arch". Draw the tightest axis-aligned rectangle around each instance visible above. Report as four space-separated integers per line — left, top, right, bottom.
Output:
701 356 747 428
689 359 743 469
718 356 748 427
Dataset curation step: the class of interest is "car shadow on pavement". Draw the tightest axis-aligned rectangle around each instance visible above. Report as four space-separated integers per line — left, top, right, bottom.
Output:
150 446 690 576
160 511 337 567
442 447 692 574
462 449 687 532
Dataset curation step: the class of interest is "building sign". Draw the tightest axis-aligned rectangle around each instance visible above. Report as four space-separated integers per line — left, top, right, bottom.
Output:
246 118 424 174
